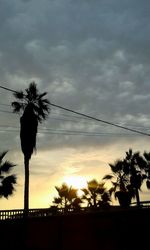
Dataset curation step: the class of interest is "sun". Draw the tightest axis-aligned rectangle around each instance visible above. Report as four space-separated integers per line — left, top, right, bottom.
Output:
63 175 87 190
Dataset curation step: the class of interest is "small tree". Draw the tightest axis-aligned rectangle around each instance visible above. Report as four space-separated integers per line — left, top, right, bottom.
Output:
0 151 16 198
81 179 111 208
52 183 82 212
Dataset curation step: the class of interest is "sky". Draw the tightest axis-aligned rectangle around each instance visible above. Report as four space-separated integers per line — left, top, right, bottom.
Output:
0 0 150 210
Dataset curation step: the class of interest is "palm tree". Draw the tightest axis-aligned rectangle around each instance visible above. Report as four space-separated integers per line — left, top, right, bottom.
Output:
52 183 82 212
0 151 16 198
103 149 146 207
11 82 50 216
124 149 145 207
82 179 111 209
103 159 133 207
141 152 150 190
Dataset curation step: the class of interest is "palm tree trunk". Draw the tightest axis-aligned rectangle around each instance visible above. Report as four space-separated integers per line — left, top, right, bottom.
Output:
24 156 29 217
135 188 140 207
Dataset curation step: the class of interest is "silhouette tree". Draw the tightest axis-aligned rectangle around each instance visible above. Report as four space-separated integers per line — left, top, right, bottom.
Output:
124 149 146 207
103 149 146 207
82 179 111 208
0 151 16 198
103 159 133 207
53 183 82 212
141 152 150 190
12 82 50 216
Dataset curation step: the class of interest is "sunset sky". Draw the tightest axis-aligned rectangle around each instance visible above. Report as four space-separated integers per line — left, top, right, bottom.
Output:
0 0 150 210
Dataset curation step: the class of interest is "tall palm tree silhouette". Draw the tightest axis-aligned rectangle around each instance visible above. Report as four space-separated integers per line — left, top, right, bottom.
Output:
0 151 16 198
12 82 50 216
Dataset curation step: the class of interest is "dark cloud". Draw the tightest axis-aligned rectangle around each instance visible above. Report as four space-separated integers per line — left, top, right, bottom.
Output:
0 0 150 150
1 1 150 210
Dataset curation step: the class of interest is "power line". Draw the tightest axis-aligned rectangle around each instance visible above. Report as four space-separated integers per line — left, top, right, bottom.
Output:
0 107 150 132
50 103 150 137
0 123 142 136
0 103 10 107
0 109 14 114
0 85 17 93
0 124 133 135
1 105 150 132
0 99 150 130
50 113 150 130
0 128 143 137
0 84 150 137
0 101 149 131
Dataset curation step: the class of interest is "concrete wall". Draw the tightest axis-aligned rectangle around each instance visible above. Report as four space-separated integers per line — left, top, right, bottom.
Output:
0 208 149 249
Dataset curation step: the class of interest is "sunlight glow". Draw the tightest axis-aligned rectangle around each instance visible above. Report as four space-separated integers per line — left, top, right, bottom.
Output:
63 175 87 189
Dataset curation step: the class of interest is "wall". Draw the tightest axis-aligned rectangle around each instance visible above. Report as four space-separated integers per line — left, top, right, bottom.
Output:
0 207 149 249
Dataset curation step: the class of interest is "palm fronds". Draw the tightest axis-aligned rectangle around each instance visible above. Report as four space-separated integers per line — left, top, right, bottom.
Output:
0 151 17 199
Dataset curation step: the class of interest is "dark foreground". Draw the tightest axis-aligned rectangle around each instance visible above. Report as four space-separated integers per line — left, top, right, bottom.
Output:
0 207 149 250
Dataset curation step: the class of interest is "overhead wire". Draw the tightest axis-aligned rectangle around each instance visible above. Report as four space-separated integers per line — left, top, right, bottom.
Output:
0 101 150 130
49 103 150 137
0 109 13 114
0 123 144 137
0 127 143 137
0 106 150 133
0 84 150 137
0 103 10 107
0 106 150 134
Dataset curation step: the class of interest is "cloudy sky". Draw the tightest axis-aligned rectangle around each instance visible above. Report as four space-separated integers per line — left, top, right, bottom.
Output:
0 0 150 209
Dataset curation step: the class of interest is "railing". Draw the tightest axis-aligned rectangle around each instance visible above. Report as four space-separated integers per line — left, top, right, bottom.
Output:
0 207 94 220
0 207 81 220
131 200 150 208
0 202 150 220
0 209 24 220
0 207 103 220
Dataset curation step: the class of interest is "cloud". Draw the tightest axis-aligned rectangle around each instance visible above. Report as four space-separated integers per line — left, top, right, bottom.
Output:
0 0 150 208
0 0 150 150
